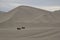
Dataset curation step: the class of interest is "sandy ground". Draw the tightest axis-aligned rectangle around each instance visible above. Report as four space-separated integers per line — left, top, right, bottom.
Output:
0 27 60 40
0 6 60 40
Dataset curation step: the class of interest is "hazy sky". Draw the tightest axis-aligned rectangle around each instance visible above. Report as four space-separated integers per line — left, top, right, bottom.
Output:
0 0 60 12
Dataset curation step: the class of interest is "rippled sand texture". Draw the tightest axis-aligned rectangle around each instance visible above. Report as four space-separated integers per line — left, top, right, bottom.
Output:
0 27 60 40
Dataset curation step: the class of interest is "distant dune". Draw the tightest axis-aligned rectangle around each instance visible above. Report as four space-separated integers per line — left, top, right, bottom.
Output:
53 10 60 17
0 6 60 28
0 11 6 13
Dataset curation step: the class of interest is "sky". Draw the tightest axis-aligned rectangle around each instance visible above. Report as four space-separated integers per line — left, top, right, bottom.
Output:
0 0 60 12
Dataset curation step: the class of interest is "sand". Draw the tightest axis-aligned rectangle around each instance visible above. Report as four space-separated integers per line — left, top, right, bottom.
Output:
0 27 60 40
0 6 60 40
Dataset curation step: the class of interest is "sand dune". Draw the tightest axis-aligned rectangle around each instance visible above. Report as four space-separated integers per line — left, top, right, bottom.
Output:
0 6 60 40
0 6 60 28
52 10 60 19
0 6 51 28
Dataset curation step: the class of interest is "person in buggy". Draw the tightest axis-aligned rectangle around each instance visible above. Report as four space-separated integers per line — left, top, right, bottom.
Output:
21 26 25 29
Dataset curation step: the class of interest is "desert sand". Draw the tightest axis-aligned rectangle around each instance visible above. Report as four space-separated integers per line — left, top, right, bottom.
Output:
0 6 60 40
